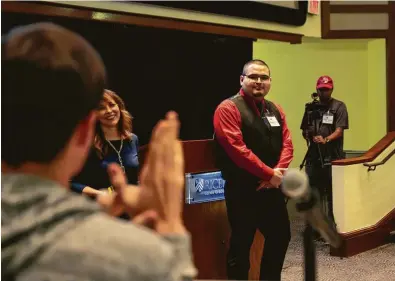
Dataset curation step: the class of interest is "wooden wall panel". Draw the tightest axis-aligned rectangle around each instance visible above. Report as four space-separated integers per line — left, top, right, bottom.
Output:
1 1 302 43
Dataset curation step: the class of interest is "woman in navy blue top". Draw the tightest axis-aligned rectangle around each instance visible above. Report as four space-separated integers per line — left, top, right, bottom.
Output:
70 89 139 198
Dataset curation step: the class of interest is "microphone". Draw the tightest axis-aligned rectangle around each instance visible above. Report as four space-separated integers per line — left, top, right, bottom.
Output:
282 169 342 248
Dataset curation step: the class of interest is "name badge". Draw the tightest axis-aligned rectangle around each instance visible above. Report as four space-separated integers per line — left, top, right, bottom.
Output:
322 112 334 124
266 116 280 127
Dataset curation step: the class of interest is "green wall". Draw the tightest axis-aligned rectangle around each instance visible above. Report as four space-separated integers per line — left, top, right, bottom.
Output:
253 38 386 168
367 39 387 147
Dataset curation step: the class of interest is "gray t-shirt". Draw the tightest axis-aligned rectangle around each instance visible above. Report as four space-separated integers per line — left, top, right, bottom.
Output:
1 174 197 281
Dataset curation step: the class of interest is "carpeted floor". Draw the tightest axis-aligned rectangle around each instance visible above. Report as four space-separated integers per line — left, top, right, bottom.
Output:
282 211 395 281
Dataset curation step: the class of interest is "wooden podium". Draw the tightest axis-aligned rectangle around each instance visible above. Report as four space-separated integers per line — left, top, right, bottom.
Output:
139 139 264 280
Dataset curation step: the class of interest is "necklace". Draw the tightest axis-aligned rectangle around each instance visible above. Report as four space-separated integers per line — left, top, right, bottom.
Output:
106 138 125 173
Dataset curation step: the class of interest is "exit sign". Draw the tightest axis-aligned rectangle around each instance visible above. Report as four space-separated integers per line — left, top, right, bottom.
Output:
308 0 320 15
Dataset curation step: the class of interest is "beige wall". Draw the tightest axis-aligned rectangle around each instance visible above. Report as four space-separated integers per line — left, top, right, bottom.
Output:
332 142 395 233
50 1 322 37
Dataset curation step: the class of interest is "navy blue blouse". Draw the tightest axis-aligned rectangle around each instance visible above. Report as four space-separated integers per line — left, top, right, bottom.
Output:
70 134 139 193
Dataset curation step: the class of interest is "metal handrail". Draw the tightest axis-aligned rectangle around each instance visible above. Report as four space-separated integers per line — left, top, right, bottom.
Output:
363 148 395 172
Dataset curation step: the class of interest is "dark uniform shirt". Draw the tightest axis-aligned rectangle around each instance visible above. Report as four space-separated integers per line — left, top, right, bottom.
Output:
301 98 349 162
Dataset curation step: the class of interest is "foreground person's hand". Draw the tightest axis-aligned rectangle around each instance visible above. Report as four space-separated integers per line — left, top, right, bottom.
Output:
139 111 185 233
97 111 186 234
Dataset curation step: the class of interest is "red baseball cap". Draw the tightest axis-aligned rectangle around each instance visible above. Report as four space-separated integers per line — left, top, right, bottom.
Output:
316 76 334 89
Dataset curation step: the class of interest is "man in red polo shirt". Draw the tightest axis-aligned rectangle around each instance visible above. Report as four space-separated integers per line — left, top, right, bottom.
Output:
213 59 293 281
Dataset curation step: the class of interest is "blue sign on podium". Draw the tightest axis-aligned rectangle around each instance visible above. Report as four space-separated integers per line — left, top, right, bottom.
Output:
185 171 226 204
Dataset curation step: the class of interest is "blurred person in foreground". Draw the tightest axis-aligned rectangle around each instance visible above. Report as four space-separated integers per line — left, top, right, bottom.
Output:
1 22 196 281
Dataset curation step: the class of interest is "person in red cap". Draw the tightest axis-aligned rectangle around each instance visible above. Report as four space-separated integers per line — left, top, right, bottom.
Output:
300 75 349 232
316 75 335 101
214 59 293 281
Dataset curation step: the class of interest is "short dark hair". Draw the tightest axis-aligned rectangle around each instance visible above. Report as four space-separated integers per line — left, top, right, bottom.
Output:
242 59 270 75
2 23 107 167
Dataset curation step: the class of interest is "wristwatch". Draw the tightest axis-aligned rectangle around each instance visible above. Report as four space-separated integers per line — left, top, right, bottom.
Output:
325 137 330 143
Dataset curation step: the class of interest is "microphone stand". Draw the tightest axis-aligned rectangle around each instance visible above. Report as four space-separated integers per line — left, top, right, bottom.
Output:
303 223 316 281
297 194 318 281
299 115 321 281
284 169 343 281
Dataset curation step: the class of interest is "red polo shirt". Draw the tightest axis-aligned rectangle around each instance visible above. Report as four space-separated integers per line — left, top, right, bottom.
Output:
213 90 294 182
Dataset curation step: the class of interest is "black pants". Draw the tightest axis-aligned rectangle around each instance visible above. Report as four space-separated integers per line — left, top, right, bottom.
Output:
305 164 334 222
225 181 291 281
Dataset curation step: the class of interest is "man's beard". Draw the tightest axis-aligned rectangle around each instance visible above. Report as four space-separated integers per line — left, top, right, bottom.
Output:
252 91 266 98
319 95 331 103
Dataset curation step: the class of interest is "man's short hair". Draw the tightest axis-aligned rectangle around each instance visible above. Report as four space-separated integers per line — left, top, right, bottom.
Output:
242 59 270 76
2 22 107 167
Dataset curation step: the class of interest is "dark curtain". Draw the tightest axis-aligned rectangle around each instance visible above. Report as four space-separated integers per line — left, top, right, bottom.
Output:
2 12 253 145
